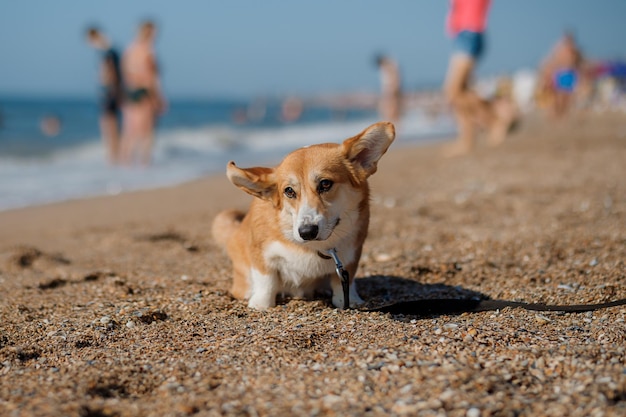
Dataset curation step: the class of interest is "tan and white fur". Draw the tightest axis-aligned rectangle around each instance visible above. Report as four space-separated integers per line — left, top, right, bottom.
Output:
212 122 395 310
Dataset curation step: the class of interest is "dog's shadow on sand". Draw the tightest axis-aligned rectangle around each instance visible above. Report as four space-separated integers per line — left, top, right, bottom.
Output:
354 275 626 318
356 275 489 318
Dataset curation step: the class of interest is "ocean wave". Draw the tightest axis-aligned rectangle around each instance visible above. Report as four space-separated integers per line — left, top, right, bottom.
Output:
0 112 455 211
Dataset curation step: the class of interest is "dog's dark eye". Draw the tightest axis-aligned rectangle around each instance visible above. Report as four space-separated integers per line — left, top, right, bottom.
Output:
318 179 333 193
284 187 297 199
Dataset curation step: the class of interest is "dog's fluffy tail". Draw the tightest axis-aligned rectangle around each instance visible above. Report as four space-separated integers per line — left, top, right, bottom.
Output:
211 209 245 248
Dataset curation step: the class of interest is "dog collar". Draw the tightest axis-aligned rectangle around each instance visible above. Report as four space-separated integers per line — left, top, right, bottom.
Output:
316 251 332 260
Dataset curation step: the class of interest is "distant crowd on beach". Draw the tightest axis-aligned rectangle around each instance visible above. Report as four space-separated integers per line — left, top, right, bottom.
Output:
535 32 626 119
374 0 626 157
86 20 166 167
81 2 626 166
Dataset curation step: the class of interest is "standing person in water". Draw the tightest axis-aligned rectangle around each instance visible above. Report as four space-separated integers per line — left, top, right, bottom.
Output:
86 26 123 164
374 54 403 124
121 20 166 166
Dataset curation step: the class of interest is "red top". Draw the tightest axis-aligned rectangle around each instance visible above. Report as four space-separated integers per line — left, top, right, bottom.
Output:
447 0 492 36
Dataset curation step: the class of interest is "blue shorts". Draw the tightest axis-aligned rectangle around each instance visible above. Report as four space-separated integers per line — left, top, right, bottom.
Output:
553 70 577 92
453 30 485 60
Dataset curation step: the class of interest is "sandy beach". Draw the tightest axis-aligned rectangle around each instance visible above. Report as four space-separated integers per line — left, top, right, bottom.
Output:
1 113 625 417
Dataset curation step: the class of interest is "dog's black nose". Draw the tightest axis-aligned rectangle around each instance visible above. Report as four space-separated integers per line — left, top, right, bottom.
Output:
298 224 319 241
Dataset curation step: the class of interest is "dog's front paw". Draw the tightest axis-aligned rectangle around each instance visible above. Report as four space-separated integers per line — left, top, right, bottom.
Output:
350 292 365 307
248 294 275 311
331 290 364 309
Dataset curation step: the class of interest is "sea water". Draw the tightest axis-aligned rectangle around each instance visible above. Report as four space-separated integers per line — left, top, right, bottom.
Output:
0 96 455 211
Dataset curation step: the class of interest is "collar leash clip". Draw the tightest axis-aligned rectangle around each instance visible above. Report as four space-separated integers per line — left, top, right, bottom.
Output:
328 248 350 310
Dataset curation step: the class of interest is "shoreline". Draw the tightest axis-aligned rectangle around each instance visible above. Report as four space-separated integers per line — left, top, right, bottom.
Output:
1 113 626 416
0 125 453 246
0 107 455 214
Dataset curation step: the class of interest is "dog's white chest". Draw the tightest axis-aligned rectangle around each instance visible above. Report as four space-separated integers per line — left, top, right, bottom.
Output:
263 241 349 286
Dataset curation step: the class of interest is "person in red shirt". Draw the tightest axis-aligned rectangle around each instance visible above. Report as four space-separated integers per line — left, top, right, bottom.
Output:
443 0 514 157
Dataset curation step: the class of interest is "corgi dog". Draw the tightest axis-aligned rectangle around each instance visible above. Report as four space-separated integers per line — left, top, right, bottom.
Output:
212 122 395 310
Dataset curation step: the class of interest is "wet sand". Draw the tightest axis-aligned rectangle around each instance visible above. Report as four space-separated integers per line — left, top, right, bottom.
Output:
1 113 625 416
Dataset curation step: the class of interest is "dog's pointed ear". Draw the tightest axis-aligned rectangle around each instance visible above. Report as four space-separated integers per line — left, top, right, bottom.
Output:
226 161 277 201
342 122 395 177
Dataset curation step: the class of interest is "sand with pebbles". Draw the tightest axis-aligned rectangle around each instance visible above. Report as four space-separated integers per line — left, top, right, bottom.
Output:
1 113 625 417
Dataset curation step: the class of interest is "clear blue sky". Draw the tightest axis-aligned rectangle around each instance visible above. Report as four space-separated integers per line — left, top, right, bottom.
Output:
1 0 624 99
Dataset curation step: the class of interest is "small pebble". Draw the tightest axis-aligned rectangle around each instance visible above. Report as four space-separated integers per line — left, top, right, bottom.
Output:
467 407 481 417
373 253 393 262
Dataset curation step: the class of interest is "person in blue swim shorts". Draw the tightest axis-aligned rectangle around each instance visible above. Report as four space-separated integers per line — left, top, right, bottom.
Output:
539 32 583 119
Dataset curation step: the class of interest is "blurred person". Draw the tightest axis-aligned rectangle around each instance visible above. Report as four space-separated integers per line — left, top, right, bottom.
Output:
231 107 248 125
538 31 584 119
86 26 123 164
40 115 62 137
121 20 166 166
374 54 402 123
442 0 515 157
280 96 303 123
